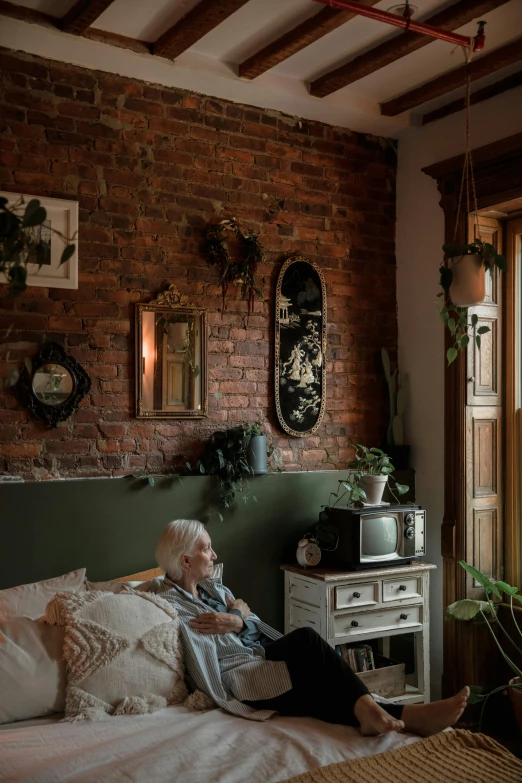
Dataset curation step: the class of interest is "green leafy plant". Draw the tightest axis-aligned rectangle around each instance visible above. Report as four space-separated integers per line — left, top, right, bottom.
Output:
190 425 255 509
325 444 409 509
248 421 264 437
438 239 507 366
446 560 522 724
203 217 263 316
0 195 76 297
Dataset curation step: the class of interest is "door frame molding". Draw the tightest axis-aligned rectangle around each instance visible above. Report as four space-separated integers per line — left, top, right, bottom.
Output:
423 132 522 695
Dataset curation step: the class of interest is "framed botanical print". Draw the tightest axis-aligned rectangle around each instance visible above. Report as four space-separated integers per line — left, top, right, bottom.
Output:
1 191 79 289
275 256 327 437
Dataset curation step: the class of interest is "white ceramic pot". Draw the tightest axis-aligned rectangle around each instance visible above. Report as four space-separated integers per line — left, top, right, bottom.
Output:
449 254 486 307
360 475 388 505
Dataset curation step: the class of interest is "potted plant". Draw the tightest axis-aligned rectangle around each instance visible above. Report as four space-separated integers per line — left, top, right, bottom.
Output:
446 560 522 733
381 347 410 469
347 444 409 505
191 425 255 510
246 421 268 475
438 239 507 365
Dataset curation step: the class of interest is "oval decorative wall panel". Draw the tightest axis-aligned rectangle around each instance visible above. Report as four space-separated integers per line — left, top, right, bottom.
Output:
275 256 327 438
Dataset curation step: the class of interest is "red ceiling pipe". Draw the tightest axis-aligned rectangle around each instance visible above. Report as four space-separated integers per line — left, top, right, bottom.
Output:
312 0 486 52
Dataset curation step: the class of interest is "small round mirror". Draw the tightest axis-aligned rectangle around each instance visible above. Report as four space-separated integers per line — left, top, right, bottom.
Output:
32 363 74 406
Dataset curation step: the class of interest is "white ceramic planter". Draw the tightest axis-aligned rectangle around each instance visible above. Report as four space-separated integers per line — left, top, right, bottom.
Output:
360 475 388 505
449 254 486 307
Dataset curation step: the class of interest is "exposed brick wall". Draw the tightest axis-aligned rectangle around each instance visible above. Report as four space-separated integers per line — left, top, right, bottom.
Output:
0 49 397 481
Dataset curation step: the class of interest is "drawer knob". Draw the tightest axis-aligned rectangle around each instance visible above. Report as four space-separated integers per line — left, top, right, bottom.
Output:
353 591 361 598
351 620 359 627
400 613 409 620
398 585 407 591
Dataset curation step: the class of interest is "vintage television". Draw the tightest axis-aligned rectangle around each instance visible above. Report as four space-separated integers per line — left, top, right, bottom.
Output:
320 505 426 570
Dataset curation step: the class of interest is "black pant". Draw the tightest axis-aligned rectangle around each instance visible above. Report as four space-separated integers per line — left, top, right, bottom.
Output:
244 627 404 726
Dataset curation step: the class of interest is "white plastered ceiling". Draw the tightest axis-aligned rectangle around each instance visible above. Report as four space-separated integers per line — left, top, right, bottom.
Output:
1 0 521 136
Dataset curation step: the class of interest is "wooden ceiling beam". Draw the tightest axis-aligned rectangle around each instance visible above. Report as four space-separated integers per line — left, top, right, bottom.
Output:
422 70 522 125
310 0 511 98
153 0 250 60
59 0 116 35
238 1 380 81
381 38 522 116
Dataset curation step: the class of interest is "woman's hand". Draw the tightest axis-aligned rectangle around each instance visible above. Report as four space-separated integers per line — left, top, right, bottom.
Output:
226 595 251 618
190 612 244 635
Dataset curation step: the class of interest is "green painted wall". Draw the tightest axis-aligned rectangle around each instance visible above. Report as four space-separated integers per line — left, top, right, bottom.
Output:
0 470 414 631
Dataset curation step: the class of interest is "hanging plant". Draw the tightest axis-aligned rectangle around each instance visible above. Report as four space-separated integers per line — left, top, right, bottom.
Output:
436 60 507 366
438 239 507 365
203 217 263 316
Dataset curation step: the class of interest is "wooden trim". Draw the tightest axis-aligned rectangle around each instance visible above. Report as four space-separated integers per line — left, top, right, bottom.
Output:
424 134 522 696
83 28 151 54
381 38 522 117
238 2 380 80
505 218 522 587
309 0 510 98
422 71 522 125
59 0 116 35
153 0 250 60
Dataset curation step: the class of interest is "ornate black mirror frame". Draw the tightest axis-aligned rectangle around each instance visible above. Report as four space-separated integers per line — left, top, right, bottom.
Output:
14 341 91 428
135 285 208 419
275 255 327 437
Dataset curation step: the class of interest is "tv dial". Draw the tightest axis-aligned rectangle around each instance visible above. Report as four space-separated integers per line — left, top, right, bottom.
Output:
405 526 415 539
405 513 415 526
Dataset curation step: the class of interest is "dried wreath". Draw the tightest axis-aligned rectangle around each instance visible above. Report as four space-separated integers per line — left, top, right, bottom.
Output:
202 217 263 316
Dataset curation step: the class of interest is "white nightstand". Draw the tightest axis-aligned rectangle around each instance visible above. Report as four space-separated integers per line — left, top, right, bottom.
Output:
281 560 436 705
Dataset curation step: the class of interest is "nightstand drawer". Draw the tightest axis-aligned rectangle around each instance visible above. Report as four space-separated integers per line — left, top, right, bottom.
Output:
289 603 321 632
382 576 422 602
334 605 422 637
289 575 321 608
335 582 378 609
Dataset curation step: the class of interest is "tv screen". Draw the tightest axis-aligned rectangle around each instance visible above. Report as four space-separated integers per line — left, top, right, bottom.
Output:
361 514 398 557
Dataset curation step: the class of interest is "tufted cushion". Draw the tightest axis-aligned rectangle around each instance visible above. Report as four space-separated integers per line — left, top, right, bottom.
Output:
45 588 187 721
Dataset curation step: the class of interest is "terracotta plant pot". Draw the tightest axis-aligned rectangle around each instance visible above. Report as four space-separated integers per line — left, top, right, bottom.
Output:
509 677 522 735
449 254 486 307
360 475 388 505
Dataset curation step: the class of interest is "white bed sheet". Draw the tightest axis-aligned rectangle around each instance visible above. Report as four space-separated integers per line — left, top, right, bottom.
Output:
0 705 420 783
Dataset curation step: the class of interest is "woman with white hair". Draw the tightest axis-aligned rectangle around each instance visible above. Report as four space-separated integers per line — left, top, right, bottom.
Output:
157 519 469 735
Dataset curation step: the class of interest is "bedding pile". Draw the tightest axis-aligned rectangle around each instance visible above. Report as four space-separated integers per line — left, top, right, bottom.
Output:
281 729 522 783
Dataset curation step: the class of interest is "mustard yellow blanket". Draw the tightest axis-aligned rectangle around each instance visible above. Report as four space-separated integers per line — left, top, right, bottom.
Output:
282 730 522 783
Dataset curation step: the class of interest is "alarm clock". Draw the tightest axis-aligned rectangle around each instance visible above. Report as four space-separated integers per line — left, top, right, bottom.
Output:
296 537 321 568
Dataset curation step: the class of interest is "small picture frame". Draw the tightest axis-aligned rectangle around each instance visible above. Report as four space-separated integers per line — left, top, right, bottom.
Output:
1 191 79 290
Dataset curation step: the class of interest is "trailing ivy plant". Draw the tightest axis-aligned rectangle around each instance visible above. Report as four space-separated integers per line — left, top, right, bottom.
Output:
203 217 263 316
189 425 256 510
438 239 507 365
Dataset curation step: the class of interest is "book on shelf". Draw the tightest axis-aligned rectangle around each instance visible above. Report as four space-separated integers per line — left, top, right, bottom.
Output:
341 643 375 673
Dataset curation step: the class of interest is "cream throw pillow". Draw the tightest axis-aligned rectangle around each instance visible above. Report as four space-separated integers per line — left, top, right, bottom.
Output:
45 588 187 721
0 617 66 724
0 569 86 620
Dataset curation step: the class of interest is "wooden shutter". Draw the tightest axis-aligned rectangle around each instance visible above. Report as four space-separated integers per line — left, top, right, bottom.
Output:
465 216 503 597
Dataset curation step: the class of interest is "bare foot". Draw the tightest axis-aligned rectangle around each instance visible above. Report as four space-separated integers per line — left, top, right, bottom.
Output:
354 694 405 736
401 687 470 737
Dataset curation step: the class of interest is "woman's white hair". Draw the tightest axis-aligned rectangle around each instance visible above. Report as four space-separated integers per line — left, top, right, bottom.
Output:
155 519 206 581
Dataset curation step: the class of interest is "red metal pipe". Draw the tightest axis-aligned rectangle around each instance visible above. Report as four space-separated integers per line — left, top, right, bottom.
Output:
312 0 484 51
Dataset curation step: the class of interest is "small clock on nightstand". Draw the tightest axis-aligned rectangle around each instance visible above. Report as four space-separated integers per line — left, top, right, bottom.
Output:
296 537 321 567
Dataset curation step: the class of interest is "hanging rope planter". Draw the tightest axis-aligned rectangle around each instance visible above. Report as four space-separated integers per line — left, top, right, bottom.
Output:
438 49 507 366
203 218 263 316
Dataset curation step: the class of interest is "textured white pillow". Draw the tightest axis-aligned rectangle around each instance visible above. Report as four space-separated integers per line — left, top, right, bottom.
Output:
46 589 187 721
0 616 66 724
0 569 86 620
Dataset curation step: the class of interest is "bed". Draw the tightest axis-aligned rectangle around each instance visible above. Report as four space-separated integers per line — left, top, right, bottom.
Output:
0 705 420 783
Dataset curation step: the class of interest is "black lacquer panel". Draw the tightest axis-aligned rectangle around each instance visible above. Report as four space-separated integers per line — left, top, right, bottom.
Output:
275 256 327 437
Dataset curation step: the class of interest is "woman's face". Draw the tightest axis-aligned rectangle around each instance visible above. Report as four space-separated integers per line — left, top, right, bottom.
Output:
186 531 217 582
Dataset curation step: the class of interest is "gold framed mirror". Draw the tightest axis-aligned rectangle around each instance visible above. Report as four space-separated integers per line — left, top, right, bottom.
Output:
135 286 208 419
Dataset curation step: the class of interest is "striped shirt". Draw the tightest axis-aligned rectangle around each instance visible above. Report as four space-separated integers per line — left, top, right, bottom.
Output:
161 575 292 721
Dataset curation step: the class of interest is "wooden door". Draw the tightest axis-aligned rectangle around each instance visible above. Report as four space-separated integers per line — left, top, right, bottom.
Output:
465 216 503 597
